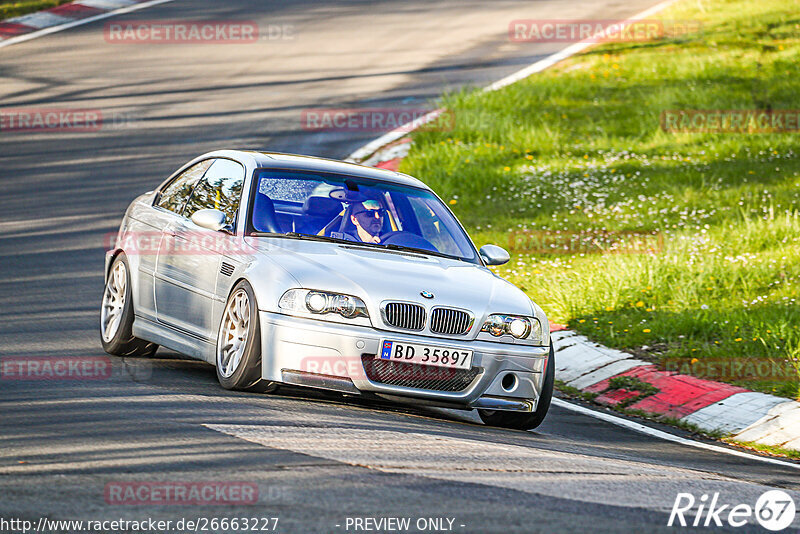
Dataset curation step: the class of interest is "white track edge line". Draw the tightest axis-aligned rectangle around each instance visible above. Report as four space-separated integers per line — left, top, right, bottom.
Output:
0 0 177 50
345 0 682 163
552 398 800 470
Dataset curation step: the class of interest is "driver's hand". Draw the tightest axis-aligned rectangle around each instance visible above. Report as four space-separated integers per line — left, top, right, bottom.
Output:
368 235 381 243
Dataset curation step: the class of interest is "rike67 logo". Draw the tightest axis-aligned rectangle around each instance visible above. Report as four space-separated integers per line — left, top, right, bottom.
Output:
669 490 797 531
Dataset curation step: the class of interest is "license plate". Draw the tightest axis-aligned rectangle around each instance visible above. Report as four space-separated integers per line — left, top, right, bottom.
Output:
378 340 473 370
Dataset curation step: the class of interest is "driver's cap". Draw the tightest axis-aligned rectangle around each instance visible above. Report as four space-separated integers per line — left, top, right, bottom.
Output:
351 199 381 215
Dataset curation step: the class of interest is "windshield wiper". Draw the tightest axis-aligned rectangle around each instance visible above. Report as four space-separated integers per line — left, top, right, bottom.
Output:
249 231 348 244
354 241 464 262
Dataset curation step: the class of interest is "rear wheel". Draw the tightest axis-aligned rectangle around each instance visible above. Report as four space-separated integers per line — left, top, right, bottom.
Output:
216 280 275 392
100 254 158 357
478 343 555 430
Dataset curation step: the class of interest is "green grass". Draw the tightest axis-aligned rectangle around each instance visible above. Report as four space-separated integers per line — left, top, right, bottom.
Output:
1 0 71 20
402 0 800 398
723 439 800 459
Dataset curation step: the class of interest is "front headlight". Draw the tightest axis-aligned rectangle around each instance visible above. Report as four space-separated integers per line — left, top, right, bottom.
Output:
279 289 368 319
479 314 543 344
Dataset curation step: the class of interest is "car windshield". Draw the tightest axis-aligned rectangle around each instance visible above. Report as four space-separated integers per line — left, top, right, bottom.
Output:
249 169 478 263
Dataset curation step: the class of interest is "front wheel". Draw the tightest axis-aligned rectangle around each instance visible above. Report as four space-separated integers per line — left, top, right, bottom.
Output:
216 280 275 392
478 342 555 430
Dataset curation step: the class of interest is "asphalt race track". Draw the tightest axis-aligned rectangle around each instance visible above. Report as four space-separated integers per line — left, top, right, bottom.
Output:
1 1 798 533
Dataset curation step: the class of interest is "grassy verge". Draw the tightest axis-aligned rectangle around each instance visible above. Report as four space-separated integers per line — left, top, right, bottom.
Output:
1 0 71 20
402 0 800 398
722 439 800 460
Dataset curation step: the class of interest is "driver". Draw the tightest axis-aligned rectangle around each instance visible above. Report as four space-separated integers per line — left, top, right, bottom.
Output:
349 200 385 243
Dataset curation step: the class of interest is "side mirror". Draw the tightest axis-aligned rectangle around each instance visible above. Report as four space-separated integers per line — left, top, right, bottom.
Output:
191 208 227 231
479 244 510 266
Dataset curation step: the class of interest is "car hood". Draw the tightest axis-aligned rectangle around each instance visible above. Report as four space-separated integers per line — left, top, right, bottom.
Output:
245 237 535 321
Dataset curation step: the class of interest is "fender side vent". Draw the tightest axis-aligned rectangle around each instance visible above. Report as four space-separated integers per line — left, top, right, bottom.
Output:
220 262 235 277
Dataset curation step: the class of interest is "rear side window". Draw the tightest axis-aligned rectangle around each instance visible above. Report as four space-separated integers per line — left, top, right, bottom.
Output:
156 160 213 214
183 158 245 223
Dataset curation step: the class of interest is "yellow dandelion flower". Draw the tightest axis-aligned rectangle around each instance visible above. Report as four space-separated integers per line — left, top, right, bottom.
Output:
643 329 651 333
449 199 457 205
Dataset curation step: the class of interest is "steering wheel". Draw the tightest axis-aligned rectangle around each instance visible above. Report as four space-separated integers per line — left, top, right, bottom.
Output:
379 231 438 253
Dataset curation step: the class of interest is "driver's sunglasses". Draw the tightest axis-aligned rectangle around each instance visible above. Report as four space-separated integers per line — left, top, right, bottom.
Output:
355 208 386 219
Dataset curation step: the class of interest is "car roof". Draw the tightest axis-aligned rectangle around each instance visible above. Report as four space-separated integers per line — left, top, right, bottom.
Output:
200 149 429 190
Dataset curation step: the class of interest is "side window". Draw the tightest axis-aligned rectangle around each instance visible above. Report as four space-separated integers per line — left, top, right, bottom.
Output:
156 160 213 214
408 197 461 257
183 159 245 224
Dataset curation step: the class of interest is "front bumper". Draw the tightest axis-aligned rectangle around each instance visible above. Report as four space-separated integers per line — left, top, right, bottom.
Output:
259 311 549 411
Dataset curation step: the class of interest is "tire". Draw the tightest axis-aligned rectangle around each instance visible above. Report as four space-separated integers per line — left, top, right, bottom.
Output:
478 342 555 430
215 280 275 392
100 253 158 357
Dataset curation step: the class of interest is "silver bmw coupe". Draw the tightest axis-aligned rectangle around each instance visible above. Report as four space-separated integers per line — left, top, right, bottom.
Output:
101 150 554 429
